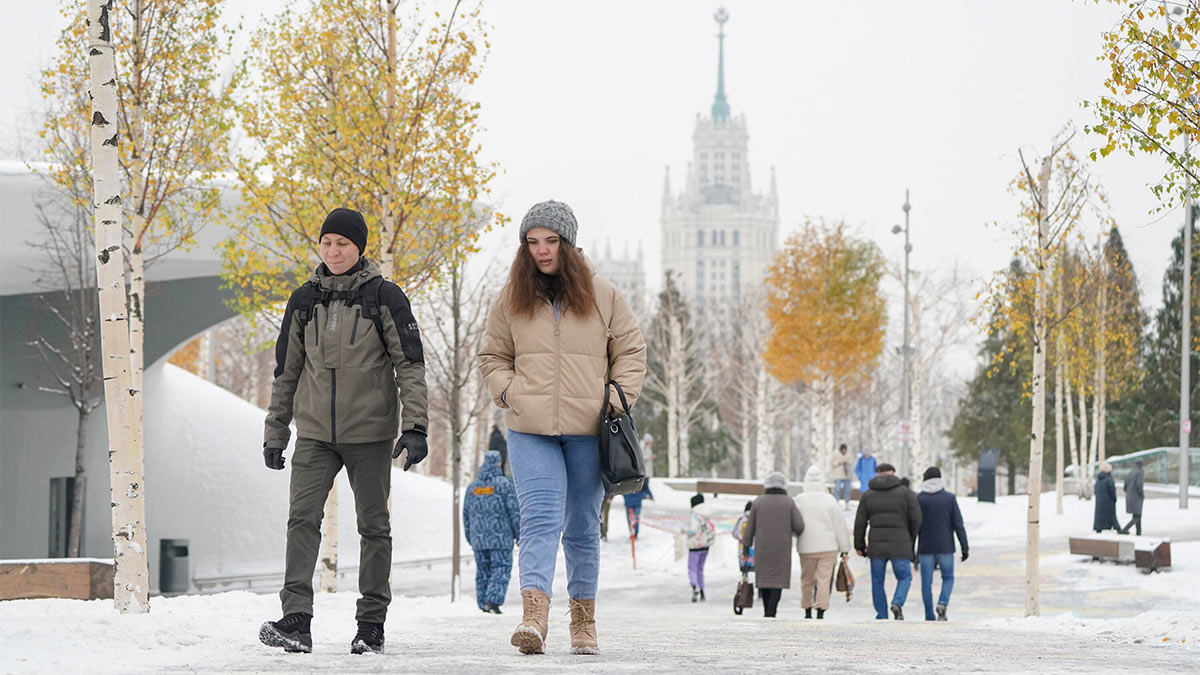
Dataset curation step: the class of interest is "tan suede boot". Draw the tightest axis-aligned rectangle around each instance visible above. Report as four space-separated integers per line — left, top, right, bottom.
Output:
568 597 598 655
510 588 550 654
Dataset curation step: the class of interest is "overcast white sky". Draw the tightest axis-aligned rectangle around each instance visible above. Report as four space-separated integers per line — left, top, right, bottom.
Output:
2 0 1188 315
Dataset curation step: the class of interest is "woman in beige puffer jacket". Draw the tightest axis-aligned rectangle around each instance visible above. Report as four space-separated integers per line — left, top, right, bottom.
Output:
477 200 646 656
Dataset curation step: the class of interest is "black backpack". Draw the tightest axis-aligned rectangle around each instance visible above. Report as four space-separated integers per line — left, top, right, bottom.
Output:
293 275 387 347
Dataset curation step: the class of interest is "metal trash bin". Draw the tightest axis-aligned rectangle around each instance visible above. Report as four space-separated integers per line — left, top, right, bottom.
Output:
159 538 190 594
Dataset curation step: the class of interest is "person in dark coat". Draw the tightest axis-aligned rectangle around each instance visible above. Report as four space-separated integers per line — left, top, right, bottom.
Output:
741 472 805 618
464 451 521 613
915 467 968 621
621 479 653 539
1093 463 1121 533
488 424 509 476
1119 460 1145 535
854 463 922 620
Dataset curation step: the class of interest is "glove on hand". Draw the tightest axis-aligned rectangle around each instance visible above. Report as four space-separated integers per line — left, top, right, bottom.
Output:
961 550 969 562
394 429 428 470
264 446 285 470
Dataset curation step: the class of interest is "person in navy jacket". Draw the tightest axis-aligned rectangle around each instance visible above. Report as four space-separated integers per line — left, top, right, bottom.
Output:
915 466 968 621
464 450 521 613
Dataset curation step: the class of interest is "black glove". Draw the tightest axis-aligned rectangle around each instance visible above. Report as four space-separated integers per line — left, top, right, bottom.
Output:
912 555 919 569
393 428 428 470
264 446 285 470
961 550 969 562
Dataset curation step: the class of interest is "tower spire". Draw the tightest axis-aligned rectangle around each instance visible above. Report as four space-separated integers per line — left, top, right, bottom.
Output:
711 8 730 121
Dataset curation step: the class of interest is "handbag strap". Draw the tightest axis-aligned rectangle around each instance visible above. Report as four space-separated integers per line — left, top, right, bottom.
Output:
604 379 631 416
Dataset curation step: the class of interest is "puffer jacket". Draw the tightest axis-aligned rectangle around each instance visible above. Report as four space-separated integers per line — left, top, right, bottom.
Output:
853 473 922 558
794 478 851 555
464 451 520 550
477 260 646 436
264 259 428 447
686 503 716 550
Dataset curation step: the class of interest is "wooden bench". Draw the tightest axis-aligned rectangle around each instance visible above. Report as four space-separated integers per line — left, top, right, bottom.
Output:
0 558 114 600
1068 535 1171 573
662 478 804 497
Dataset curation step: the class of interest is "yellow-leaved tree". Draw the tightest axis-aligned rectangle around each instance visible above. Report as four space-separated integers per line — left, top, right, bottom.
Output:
764 219 886 476
223 0 499 324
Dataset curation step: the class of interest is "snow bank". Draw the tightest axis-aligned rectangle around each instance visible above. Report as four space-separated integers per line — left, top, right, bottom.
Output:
981 610 1200 650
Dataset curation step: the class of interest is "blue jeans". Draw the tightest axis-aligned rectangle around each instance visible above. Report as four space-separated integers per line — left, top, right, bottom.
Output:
474 548 513 610
626 504 642 537
918 553 955 620
870 557 912 619
507 431 604 599
833 479 850 504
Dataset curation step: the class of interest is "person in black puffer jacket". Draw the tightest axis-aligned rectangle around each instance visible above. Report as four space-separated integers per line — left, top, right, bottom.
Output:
854 463 922 620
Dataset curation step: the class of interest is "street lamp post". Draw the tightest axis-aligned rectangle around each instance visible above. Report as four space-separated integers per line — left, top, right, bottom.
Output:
892 190 913 481
1166 2 1191 509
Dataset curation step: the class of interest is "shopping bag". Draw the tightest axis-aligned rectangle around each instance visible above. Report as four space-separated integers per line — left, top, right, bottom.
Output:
835 556 855 601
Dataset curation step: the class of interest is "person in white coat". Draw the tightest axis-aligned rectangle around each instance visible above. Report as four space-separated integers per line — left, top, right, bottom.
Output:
794 466 852 618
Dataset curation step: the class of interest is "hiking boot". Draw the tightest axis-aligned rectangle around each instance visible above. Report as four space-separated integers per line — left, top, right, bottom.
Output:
817 608 825 619
259 612 313 653
485 602 503 614
568 597 598 655
804 608 813 619
691 586 698 603
510 588 550 655
890 603 904 620
936 603 948 621
350 621 384 654
699 588 706 602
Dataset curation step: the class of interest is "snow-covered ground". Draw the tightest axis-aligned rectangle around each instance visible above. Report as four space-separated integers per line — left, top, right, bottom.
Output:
3 477 1198 672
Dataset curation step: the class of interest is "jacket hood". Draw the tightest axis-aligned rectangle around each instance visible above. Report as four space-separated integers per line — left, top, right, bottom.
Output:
476 450 503 481
692 502 711 516
921 477 945 494
311 258 381 291
804 466 824 483
868 473 903 491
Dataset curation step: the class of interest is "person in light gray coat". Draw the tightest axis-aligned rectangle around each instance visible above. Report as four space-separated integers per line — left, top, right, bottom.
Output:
741 472 805 618
1119 460 1145 535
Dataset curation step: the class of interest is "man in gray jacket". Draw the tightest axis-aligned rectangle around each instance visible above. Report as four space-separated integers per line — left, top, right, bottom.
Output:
258 208 429 655
1119 459 1145 535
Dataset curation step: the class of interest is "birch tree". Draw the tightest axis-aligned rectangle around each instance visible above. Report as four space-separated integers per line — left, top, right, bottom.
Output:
224 0 498 324
87 0 149 614
419 237 497 600
763 219 886 475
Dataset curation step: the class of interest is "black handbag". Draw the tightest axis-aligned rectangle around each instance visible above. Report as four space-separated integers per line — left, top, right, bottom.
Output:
598 379 647 495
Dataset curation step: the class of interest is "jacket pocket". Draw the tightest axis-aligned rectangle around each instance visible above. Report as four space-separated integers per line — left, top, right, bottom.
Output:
349 308 361 345
506 376 522 415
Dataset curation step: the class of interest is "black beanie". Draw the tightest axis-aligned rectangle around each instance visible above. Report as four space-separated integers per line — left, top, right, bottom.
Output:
690 493 705 508
320 208 368 255
924 466 942 480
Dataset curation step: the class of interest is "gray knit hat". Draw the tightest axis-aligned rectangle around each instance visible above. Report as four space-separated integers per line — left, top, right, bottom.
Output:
519 200 578 246
764 471 788 490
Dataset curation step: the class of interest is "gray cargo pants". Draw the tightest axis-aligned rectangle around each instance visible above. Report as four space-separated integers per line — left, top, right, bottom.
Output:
281 437 393 623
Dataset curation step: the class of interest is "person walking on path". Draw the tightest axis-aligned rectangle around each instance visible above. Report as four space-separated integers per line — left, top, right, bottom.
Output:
854 462 922 620
258 208 429 655
622 478 654 539
1119 460 1145 535
794 467 851 619
741 472 806 618
734 501 755 573
915 466 968 621
855 449 878 499
478 200 646 656
831 444 853 510
1094 463 1121 533
489 424 510 476
464 450 521 614
685 493 717 602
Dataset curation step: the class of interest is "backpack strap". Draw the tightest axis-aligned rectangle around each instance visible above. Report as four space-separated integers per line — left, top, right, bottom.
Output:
294 281 322 326
358 276 387 347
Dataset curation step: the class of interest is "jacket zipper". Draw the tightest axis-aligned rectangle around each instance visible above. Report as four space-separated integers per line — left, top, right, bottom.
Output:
553 303 561 436
330 369 337 445
349 308 360 345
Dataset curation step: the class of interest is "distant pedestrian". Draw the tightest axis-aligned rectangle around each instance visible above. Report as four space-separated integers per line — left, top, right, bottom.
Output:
622 479 654 539
915 466 968 622
685 493 716 602
854 462 922 620
464 451 521 614
1119 460 1144 535
741 472 805 618
599 494 613 542
794 467 851 619
831 444 853 510
1094 463 1121 533
733 501 755 572
855 449 877 499
489 424 509 476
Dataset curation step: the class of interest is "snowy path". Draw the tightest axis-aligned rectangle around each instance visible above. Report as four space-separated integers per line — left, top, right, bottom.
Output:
3 488 1199 672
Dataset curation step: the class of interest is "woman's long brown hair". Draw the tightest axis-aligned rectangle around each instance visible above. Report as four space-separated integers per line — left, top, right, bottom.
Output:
504 240 596 319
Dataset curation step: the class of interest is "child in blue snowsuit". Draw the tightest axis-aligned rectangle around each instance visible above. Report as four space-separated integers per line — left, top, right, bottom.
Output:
464 450 521 613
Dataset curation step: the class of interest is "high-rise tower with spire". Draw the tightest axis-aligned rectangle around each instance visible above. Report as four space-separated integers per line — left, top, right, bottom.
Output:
660 8 779 305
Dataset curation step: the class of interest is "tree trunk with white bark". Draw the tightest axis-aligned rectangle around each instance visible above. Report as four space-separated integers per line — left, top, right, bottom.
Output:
1025 156 1052 618
89 0 149 614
